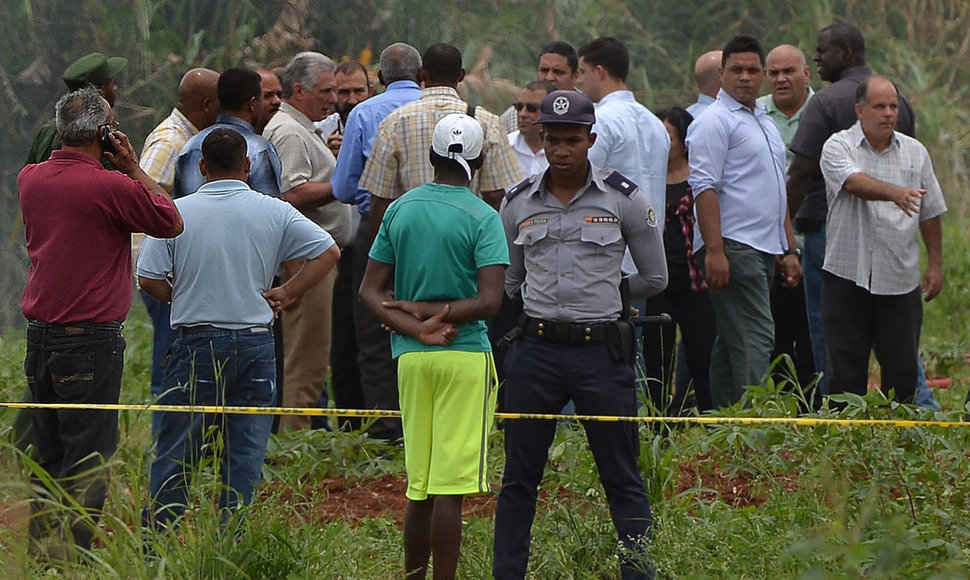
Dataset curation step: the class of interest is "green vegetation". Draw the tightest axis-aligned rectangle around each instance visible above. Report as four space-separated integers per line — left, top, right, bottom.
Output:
1 0 969 326
1 1 969 577
1 297 969 578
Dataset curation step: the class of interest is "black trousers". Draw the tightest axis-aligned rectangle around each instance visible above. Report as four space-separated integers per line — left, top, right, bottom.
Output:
25 321 125 551
769 272 816 397
641 281 716 414
821 271 921 403
328 244 363 431
493 335 653 580
352 215 401 440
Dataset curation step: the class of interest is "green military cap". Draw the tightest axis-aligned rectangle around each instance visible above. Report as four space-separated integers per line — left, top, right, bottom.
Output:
62 52 128 91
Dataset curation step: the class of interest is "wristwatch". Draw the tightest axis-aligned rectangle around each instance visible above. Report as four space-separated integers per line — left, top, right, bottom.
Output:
783 248 802 258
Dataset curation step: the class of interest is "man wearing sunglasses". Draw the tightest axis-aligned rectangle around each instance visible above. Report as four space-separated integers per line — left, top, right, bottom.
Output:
507 80 554 178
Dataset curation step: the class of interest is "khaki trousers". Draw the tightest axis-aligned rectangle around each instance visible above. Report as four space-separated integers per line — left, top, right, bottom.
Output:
279 267 337 430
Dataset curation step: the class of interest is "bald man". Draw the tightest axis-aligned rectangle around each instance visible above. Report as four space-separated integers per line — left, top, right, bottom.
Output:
686 50 722 117
757 44 816 391
138 67 220 445
141 68 220 192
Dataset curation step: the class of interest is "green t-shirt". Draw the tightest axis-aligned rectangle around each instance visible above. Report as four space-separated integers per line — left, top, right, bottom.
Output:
369 182 510 357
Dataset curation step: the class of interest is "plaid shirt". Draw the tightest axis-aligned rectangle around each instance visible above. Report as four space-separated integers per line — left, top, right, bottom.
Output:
360 86 521 200
139 107 198 193
821 122 947 295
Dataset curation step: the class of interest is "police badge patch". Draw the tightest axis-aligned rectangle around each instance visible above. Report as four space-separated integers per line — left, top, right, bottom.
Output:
646 208 657 227
553 96 570 115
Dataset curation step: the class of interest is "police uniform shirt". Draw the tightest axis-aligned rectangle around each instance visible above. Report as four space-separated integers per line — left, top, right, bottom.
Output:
502 164 667 324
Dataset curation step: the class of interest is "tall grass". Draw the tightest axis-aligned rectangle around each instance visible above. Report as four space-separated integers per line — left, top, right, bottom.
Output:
1 302 969 577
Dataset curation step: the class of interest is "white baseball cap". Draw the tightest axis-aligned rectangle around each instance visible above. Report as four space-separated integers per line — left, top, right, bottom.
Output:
432 113 484 180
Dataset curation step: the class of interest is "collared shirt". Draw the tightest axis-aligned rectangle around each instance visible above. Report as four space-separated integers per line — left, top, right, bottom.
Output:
757 88 814 170
686 94 715 118
788 66 917 222
501 164 667 323
332 80 422 214
359 86 522 201
686 88 790 255
507 130 548 178
588 90 669 218
19 150 179 323
140 107 198 193
174 114 282 199
499 105 517 134
820 122 946 295
264 102 353 247
138 179 335 329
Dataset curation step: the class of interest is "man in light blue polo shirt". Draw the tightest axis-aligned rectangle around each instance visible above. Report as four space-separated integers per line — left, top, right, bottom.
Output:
138 128 339 529
686 35 802 408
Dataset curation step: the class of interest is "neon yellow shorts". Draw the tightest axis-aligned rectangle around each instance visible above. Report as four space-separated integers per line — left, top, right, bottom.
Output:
397 350 498 501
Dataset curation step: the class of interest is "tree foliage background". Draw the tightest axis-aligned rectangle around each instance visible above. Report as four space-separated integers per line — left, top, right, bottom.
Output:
1 0 968 328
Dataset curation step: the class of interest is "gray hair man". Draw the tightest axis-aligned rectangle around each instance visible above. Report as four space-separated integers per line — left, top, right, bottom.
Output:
265 51 354 431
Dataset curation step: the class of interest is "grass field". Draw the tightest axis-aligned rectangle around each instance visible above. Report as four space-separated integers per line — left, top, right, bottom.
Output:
1 220 969 578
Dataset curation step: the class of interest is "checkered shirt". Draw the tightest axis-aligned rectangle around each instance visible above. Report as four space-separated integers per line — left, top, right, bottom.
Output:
821 122 947 295
139 107 198 193
359 86 521 200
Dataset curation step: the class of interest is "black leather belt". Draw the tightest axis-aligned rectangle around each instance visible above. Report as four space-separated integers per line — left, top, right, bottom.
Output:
522 316 609 345
179 325 270 335
27 320 122 335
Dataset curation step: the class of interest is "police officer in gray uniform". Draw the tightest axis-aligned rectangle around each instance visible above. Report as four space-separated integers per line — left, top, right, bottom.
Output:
492 90 667 580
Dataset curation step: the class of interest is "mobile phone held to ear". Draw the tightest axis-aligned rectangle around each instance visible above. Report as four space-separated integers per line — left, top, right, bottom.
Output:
100 125 116 153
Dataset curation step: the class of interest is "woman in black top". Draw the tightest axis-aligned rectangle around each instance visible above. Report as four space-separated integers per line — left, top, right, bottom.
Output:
642 107 716 415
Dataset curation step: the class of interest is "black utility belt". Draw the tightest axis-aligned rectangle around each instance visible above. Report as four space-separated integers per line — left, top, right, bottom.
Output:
522 316 611 345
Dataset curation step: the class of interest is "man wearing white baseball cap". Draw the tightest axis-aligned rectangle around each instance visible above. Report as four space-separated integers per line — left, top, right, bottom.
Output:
359 113 509 580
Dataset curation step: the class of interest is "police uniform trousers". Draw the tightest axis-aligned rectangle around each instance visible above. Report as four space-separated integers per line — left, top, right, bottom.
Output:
493 334 653 580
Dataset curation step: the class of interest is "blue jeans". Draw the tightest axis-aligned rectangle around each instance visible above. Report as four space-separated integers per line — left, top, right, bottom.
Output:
802 227 828 395
494 335 652 580
141 291 178 439
25 320 125 551
147 328 276 528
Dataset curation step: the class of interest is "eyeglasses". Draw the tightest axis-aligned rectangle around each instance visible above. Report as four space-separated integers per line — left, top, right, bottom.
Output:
100 121 120 132
513 102 540 113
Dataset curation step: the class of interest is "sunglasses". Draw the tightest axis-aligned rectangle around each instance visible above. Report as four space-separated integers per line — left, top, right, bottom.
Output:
513 102 540 113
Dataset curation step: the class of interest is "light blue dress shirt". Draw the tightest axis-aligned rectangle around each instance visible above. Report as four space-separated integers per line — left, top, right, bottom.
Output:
685 89 789 255
686 93 715 118
173 114 282 199
332 80 423 214
588 90 669 219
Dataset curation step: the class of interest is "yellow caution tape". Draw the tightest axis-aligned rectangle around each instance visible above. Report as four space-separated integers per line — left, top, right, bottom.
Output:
1 402 966 428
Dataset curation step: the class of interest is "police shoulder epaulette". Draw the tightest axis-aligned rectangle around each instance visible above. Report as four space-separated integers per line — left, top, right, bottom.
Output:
603 171 638 197
505 175 536 201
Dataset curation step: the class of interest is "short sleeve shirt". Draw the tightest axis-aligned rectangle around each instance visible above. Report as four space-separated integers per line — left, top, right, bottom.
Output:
820 122 946 295
501 165 668 323
359 87 521 201
369 182 510 357
788 66 916 221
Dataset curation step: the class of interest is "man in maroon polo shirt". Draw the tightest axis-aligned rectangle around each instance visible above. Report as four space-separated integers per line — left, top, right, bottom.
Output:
19 87 182 557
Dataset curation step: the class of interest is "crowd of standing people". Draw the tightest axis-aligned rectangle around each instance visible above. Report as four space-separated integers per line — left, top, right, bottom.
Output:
15 22 950 579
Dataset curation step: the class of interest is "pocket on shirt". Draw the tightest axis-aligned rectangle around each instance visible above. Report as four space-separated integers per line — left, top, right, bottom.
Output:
580 225 623 271
513 223 550 247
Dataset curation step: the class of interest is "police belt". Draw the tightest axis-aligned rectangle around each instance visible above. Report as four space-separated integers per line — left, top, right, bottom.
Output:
522 316 610 344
